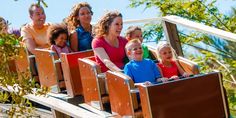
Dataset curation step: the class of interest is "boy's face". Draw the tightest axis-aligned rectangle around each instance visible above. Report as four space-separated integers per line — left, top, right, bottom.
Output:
130 30 143 42
128 42 143 61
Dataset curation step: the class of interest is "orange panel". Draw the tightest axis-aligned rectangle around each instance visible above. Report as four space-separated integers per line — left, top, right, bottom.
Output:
34 49 63 93
106 71 137 117
78 58 103 110
61 50 94 97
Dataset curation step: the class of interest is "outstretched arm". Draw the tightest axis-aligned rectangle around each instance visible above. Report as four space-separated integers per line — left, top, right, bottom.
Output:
93 47 122 72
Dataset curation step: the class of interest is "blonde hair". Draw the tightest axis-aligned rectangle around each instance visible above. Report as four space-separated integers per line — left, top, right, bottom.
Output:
65 2 93 32
125 26 142 41
125 38 141 52
156 42 177 60
93 11 122 38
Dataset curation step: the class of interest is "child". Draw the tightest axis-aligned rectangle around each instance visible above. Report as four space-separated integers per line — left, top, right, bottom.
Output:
125 26 151 59
48 24 72 57
124 39 162 85
156 42 189 80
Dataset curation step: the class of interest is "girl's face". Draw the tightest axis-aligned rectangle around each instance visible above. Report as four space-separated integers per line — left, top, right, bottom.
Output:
130 30 143 42
55 33 67 47
77 7 92 25
159 46 173 61
108 16 123 37
128 42 143 61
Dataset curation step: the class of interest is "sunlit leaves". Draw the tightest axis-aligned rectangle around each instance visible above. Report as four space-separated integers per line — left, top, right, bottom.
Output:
0 33 47 117
129 0 236 115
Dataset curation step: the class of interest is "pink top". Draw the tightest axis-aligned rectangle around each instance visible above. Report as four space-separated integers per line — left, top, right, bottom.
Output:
92 36 128 72
158 60 180 78
51 45 70 57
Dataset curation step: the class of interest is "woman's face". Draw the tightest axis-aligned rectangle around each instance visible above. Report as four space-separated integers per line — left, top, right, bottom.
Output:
108 16 123 37
77 7 92 25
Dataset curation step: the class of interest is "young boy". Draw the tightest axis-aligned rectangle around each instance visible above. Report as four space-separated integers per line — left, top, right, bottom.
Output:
125 26 151 59
124 39 162 84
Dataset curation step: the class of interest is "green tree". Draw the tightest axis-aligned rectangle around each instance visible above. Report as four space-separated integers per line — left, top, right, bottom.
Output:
129 0 236 115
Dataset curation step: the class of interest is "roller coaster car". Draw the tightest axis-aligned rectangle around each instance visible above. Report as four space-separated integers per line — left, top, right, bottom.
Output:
106 71 229 118
78 57 109 110
34 49 94 96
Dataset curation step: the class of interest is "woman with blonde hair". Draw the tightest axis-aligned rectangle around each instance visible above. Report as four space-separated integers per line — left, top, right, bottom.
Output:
65 2 93 52
92 11 127 72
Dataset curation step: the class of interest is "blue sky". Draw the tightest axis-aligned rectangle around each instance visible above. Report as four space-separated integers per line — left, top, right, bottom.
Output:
0 0 158 29
0 0 235 29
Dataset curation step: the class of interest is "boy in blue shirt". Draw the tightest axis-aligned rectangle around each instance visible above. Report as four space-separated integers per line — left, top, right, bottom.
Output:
124 39 162 85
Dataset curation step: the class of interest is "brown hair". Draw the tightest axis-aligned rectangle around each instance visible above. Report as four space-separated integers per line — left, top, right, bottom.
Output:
125 26 142 40
48 24 69 45
0 17 8 34
28 3 44 16
93 11 122 37
65 2 93 32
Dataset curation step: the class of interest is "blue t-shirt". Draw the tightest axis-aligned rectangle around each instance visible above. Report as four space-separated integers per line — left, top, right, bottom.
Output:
124 59 161 83
76 26 93 51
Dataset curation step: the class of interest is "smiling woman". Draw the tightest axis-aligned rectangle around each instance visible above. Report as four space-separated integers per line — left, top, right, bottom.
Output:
92 11 127 72
65 2 93 52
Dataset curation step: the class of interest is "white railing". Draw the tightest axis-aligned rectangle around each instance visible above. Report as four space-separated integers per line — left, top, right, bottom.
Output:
162 15 236 43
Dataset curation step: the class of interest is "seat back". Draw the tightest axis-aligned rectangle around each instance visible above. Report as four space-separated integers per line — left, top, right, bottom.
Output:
14 47 29 73
177 56 200 74
13 46 39 81
106 71 140 117
34 48 64 93
60 50 94 97
138 72 229 118
78 57 105 110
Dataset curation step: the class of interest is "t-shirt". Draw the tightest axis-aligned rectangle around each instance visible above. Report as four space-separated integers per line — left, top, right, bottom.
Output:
76 26 93 51
21 22 51 49
92 36 127 72
142 44 150 59
158 60 179 78
51 45 70 57
124 59 161 83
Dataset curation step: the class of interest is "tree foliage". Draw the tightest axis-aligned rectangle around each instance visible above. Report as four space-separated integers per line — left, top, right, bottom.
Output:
0 0 48 117
0 33 48 117
129 0 236 115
